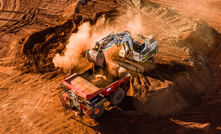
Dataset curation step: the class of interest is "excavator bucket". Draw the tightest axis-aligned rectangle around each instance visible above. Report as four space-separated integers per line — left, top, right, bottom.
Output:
87 49 105 67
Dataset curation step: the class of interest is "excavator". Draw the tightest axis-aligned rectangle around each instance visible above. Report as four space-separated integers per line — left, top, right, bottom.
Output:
86 31 158 73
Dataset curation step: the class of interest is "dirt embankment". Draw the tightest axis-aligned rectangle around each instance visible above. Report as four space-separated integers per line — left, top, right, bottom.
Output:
150 0 221 33
14 0 122 75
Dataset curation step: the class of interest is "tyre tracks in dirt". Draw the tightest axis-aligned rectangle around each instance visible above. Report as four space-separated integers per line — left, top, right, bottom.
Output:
0 0 20 27
0 56 97 134
150 0 221 32
0 0 75 49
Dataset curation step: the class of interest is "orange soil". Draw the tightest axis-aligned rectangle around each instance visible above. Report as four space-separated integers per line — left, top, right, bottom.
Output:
0 0 220 134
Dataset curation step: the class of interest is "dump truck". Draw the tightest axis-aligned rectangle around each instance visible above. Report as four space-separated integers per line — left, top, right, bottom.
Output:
87 31 158 73
58 69 130 119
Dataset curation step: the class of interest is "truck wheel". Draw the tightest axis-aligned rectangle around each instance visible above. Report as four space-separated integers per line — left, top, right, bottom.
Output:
89 104 105 119
111 88 125 105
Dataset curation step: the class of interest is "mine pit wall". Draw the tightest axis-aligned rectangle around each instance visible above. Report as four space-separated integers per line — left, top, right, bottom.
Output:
0 0 77 58
11 0 221 119
14 0 122 74
15 19 75 74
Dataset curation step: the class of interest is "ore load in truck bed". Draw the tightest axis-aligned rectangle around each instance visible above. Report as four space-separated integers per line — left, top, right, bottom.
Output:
63 69 128 99
80 69 128 88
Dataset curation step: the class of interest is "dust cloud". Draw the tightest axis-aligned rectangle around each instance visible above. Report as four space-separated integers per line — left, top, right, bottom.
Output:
53 10 145 72
53 22 92 72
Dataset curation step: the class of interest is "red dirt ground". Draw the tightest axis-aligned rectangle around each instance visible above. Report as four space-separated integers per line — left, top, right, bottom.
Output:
150 0 221 33
0 0 220 134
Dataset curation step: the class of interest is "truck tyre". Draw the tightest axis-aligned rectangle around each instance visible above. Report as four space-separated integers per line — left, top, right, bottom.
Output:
89 104 105 119
111 88 125 105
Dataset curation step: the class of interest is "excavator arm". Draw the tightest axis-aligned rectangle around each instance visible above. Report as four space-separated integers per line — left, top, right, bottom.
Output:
87 31 133 67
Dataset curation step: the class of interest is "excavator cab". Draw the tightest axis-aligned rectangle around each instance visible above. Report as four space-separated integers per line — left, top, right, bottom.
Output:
131 34 158 62
119 34 158 62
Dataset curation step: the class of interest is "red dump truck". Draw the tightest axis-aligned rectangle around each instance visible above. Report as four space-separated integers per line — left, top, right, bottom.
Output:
58 69 130 119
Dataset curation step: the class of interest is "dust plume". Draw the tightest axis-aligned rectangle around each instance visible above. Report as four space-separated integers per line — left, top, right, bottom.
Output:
113 10 145 35
102 11 148 76
53 22 92 72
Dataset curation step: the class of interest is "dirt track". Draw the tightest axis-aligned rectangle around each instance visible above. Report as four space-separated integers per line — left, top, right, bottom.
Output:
0 0 221 134
150 0 221 33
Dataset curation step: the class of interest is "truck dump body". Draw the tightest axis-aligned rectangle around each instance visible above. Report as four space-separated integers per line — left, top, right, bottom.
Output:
62 69 129 100
62 73 103 99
